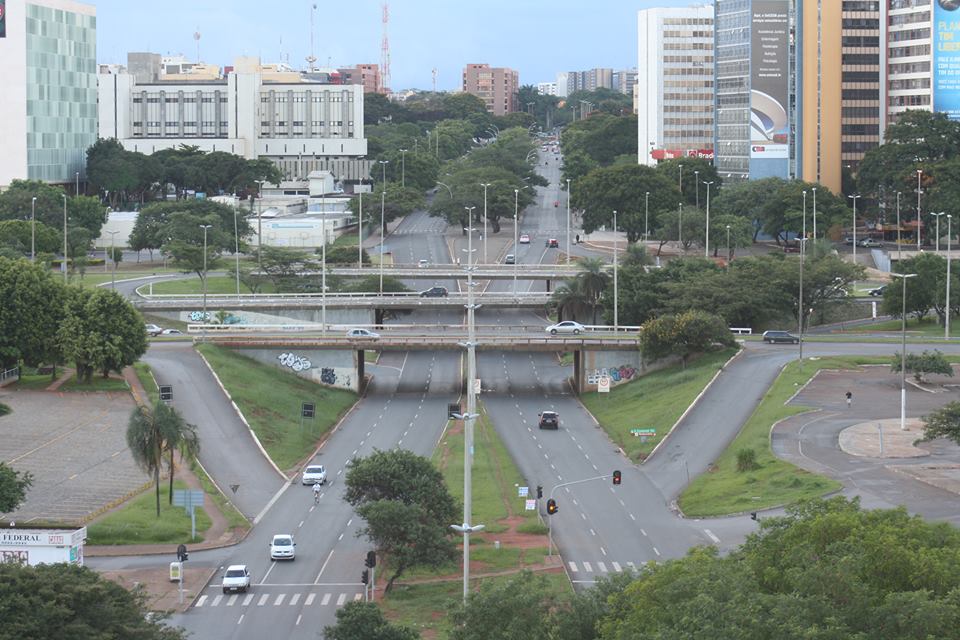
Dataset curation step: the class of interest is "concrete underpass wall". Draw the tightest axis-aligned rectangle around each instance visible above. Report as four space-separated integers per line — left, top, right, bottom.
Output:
175 308 375 326
237 347 360 392
579 349 642 391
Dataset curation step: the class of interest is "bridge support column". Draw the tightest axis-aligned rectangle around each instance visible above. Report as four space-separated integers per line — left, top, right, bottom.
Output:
374 308 385 328
356 350 366 393
572 349 584 394
546 278 551 293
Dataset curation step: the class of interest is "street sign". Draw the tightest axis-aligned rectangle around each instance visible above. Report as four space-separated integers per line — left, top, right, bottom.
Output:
525 499 537 511
301 402 315 418
598 376 611 393
448 403 461 419
518 486 529 498
159 385 173 401
173 490 204 540
631 428 656 436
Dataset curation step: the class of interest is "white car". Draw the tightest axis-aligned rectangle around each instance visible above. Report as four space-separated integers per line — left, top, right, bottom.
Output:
418 259 430 268
161 329 183 335
144 323 163 336
346 328 380 340
546 321 586 335
301 464 327 485
222 565 250 593
269 534 296 561
519 234 531 244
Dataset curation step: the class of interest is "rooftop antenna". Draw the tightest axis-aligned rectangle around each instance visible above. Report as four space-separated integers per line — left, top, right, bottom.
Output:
193 30 201 63
380 2 391 93
306 3 317 71
432 67 438 93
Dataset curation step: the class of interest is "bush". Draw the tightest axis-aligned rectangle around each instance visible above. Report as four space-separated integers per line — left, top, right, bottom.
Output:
0 402 10 417
736 447 759 472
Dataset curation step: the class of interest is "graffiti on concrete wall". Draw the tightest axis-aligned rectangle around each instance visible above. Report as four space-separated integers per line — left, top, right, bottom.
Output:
278 352 312 372
320 367 351 388
587 365 637 386
189 311 210 322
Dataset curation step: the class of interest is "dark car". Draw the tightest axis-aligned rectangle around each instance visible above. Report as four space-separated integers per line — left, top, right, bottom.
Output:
868 286 886 297
538 411 559 430
419 286 449 298
762 330 799 344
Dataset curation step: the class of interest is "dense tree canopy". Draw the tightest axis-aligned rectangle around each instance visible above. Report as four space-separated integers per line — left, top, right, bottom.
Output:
0 257 65 368
58 287 147 381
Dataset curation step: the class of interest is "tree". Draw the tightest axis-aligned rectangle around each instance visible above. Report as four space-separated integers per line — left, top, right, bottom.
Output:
431 166 535 233
919 402 960 445
572 164 679 242
0 220 61 256
162 406 199 505
58 288 147 381
652 206 706 252
883 252 945 321
324 601 420 640
450 571 553 640
67 196 108 238
0 562 187 639
126 400 194 517
0 257 66 370
0 462 33 513
709 214 755 259
362 185 426 229
891 350 954 383
639 310 736 366
344 449 458 592
551 279 593 323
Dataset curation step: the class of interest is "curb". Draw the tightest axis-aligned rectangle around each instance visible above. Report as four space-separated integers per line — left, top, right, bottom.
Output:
195 348 288 481
645 347 745 464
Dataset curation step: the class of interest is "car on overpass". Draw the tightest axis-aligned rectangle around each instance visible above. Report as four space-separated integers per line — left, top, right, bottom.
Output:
420 286 449 298
546 321 585 335
346 328 380 340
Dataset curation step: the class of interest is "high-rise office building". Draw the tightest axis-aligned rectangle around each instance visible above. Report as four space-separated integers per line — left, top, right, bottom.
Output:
613 68 638 96
462 63 519 116
0 0 97 189
563 68 614 95
637 6 714 166
886 1 931 121
840 1 882 172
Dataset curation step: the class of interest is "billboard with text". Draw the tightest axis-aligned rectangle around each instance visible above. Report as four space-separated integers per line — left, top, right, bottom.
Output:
750 0 789 160
935 0 960 119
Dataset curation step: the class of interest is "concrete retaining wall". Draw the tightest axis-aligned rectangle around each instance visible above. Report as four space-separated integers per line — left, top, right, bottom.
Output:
238 348 360 392
177 308 374 326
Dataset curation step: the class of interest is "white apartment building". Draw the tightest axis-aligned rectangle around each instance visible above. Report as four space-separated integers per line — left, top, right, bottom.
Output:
637 5 714 166
536 82 558 96
98 56 369 182
555 72 570 98
887 0 931 120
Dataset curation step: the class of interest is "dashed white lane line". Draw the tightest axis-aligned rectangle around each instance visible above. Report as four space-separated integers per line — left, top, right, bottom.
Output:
237 614 244 625
296 614 302 626
298 520 304 529
704 529 721 544
653 547 661 556
640 528 647 536
590 529 596 536
580 512 586 520
600 547 607 556
630 513 637 521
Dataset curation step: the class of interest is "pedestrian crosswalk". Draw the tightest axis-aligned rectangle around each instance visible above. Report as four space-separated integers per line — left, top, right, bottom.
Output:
566 560 639 575
194 590 363 610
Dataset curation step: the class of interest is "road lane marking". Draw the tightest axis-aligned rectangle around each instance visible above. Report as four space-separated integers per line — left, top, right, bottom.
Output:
600 547 607 556
261 560 277 584
257 594 269 606
590 529 596 536
612 562 622 572
289 593 300 605
196 595 208 607
618 499 625 506
568 561 578 572
316 549 335 583
597 561 607 572
237 614 244 625
630 514 637 521
583 561 593 572
354 593 363 601
242 594 253 606
653 547 661 556
704 529 721 544
274 594 286 606
298 520 304 528
212 595 223 607
296 615 302 626
347 518 353 527
627 561 636 570
305 593 316 606
336 593 347 606
227 594 238 606
640 529 647 536
580 512 586 520
321 593 332 606
338 533 344 541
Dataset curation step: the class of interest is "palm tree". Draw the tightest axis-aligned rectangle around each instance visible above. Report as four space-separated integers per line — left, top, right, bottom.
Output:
577 257 611 324
552 280 592 323
126 400 199 515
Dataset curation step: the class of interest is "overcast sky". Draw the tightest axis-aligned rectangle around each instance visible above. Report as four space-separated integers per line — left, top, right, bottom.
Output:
94 0 706 90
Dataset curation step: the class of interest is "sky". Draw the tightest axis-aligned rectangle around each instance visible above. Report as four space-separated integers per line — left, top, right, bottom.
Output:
94 0 705 90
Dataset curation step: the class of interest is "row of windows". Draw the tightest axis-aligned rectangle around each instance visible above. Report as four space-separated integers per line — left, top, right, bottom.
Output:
889 11 929 27
260 121 351 127
663 30 712 38
841 124 880 135
889 0 928 9
889 94 930 107
843 1 880 10
663 18 712 26
843 141 880 153
134 96 227 104
889 61 931 74
844 71 881 82
842 18 879 29
663 43 712 51
890 45 931 58
260 94 353 103
842 106 881 117
842 54 880 65
843 89 881 100
889 77 930 90
888 27 929 43
663 118 713 125
842 35 881 47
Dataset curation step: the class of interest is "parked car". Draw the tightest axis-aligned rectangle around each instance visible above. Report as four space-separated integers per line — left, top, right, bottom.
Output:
868 286 887 297
346 328 380 340
546 321 585 335
301 464 327 485
546 238 559 248
844 237 855 246
519 234 531 244
269 534 296 561
419 286 449 298
538 411 559 430
504 254 516 265
145 323 163 337
222 565 251 594
762 330 800 344
859 238 883 248
161 329 183 335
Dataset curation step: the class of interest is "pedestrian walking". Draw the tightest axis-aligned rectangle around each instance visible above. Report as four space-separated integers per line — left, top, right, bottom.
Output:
845 391 852 408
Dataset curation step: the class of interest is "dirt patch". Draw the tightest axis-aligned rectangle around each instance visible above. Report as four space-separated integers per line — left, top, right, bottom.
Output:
100 566 215 613
476 516 548 550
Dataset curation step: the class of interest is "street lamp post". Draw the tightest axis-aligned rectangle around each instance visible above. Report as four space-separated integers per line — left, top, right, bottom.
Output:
849 194 861 275
513 189 520 296
75 172 79 196
61 194 68 283
613 210 619 330
678 202 683 252
399 149 407 188
932 212 945 253
566 178 572 264
726 224 732 263
358 177 365 269
694 170 700 209
379 191 386 294
107 230 119 290
917 169 923 250
948 215 953 340
891 272 917 430
678 163 684 194
200 224 212 335
30 197 36 262
378 160 389 187
481 183 492 264
802 190 807 241
798 237 808 368
811 187 817 239
254 179 266 270
704 181 714 257
233 208 241 298
896 191 903 261
644 191 650 241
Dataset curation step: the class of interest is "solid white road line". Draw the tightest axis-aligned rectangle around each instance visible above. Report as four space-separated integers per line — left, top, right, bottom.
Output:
704 529 721 545
260 560 277 584
315 549 335 583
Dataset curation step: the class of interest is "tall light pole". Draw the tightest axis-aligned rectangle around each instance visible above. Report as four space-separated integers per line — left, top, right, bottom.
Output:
704 181 714 257
917 169 923 250
30 197 36 262
61 194 68 283
379 191 386 294
896 191 903 261
932 212 945 253
798 237 808 368
399 149 407 188
891 272 917 430
849 194 861 275
947 215 953 341
802 190 808 241
513 189 520 296
255 179 266 270
678 163 684 195
613 210 619 330
75 172 79 196
107 230 119 290
644 191 650 241
378 159 389 187
694 170 700 209
358 177 365 269
726 224 732 263
480 183 492 264
566 178 572 264
678 202 683 252
233 208 241 298
200 224 212 332
811 187 817 239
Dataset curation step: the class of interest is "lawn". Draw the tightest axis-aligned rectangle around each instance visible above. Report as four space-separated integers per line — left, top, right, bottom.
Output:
678 356 893 517
195 344 357 471
147 276 270 296
840 316 959 338
333 230 359 247
581 348 737 462
133 362 159 406
380 571 571 637
60 373 130 392
190 458 250 533
86 480 212 545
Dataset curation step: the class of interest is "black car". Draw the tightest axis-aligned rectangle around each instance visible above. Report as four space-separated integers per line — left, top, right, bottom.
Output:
538 411 559 430
868 286 886 297
419 286 449 298
762 330 799 344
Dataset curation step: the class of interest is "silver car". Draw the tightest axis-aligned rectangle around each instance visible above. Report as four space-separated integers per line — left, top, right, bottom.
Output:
546 321 585 335
346 328 380 340
301 464 327 485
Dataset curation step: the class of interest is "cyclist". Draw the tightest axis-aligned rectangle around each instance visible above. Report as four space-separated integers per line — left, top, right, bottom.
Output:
312 482 322 503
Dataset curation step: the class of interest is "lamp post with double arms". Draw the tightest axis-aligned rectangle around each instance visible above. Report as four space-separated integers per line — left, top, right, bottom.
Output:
378 160 389 187
613 210 619 330
566 178 572 264
61 194 68 283
932 212 945 253
849 194 861 276
233 208 241 298
812 187 817 239
948 215 953 341
481 182 492 264
891 272 917 430
200 224 212 337
379 191 386 294
896 191 903 261
704 181 714 257
644 191 650 241
694 170 700 209
399 149 407 188
918 169 924 250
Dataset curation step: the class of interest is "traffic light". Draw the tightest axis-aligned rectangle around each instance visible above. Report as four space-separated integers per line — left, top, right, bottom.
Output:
546 498 558 515
361 569 369 585
612 470 622 486
176 544 188 562
536 485 543 499
365 550 377 568
750 512 758 521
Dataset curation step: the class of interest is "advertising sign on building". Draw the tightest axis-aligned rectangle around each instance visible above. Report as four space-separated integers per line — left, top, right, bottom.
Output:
0 0 6 38
750 0 790 161
934 0 960 119
0 528 87 566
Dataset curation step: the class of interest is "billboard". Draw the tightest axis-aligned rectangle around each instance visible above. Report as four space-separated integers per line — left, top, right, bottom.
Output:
0 0 6 38
934 0 960 119
750 0 790 160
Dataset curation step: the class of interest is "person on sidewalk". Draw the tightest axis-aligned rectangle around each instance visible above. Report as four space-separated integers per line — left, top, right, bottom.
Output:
845 391 853 408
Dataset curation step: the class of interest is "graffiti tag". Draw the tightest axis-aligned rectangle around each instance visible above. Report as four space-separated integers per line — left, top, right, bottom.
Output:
587 365 637 385
278 352 312 372
189 311 211 322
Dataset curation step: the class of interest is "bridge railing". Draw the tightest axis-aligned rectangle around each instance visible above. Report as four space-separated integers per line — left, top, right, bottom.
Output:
185 323 644 335
138 291 552 301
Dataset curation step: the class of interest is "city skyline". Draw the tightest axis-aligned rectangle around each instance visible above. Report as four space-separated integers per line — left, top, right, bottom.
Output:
93 0 700 90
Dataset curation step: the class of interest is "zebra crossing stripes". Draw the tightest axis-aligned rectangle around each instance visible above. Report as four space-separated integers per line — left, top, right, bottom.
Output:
194 590 362 610
566 560 639 574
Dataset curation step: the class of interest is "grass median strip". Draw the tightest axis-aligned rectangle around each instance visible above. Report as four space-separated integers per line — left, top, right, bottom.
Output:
195 343 357 471
678 356 890 517
581 348 737 462
86 480 211 545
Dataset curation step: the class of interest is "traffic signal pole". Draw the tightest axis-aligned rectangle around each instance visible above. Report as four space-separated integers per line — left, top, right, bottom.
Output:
546 473 617 558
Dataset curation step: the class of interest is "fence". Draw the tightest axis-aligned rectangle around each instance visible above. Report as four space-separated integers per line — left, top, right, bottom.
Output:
0 367 20 387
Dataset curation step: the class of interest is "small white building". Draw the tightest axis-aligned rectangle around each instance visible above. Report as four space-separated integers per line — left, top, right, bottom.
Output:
94 211 138 248
0 527 87 566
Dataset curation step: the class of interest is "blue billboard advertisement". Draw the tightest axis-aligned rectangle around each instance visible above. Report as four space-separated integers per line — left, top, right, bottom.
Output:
935 1 960 119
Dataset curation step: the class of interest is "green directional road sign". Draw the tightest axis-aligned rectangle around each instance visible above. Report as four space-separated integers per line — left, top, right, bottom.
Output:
631 428 656 436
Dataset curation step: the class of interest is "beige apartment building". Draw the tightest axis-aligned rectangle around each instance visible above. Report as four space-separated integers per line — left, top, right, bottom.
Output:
462 63 519 116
